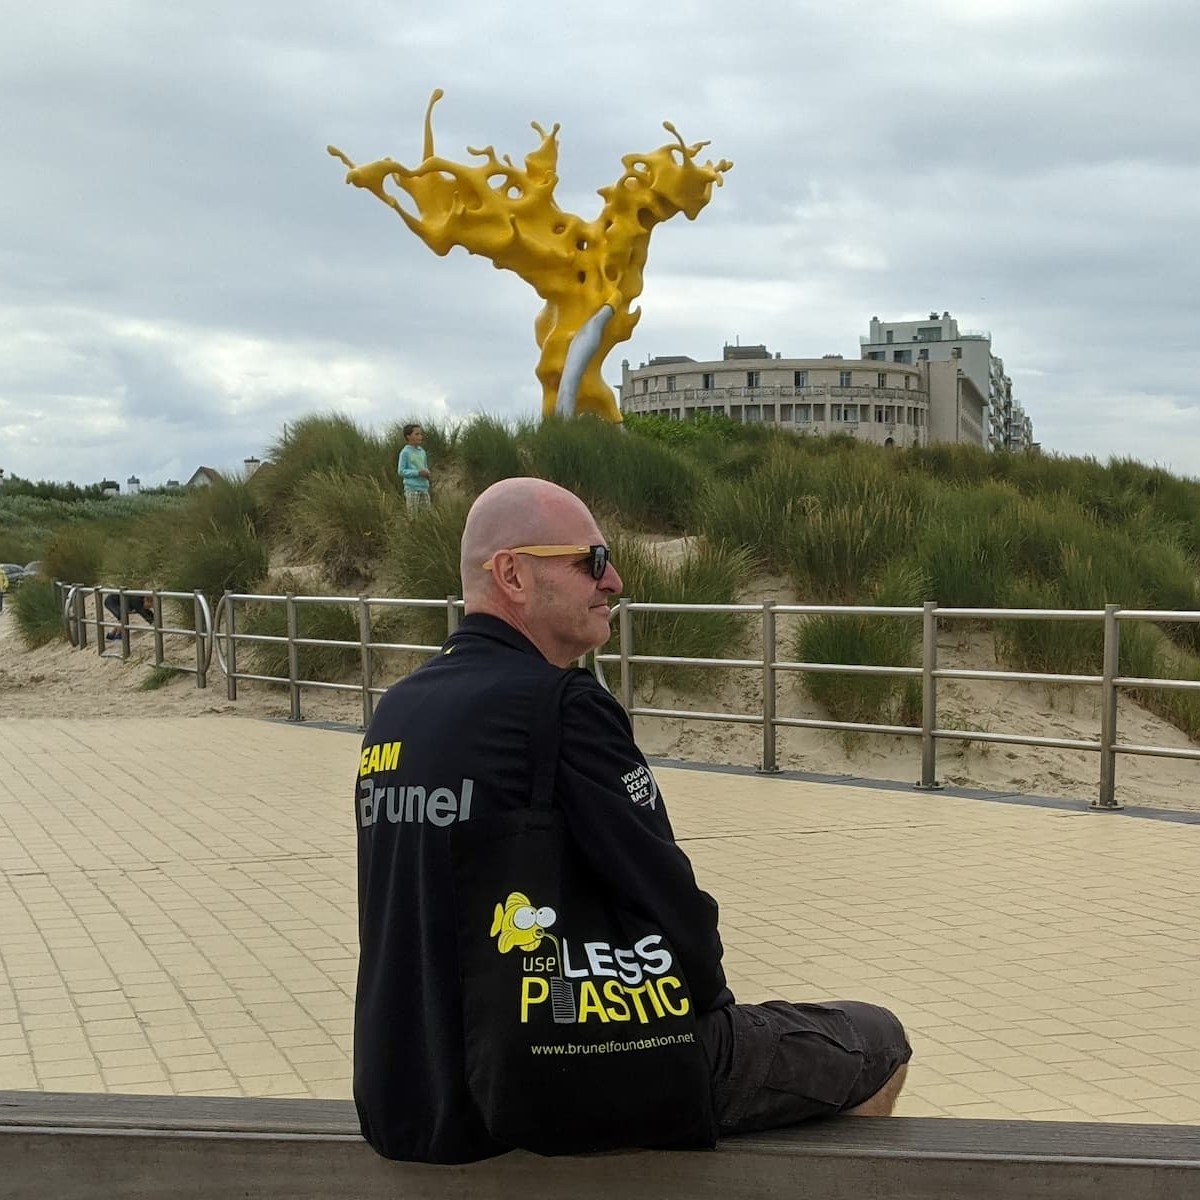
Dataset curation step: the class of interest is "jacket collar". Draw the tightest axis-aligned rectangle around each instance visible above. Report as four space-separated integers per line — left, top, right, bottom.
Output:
451 612 547 661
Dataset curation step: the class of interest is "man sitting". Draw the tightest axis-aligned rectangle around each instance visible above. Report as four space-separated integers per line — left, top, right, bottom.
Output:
353 477 910 1163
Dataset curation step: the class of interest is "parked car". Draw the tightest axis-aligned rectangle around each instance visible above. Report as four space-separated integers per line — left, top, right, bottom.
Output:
1 563 26 588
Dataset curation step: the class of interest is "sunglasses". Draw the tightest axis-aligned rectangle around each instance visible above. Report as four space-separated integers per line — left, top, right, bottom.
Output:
482 544 612 580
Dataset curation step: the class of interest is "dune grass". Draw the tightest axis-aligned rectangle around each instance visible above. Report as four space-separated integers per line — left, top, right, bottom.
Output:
530 417 702 530
607 533 754 690
458 415 526 493
287 470 402 585
139 665 185 691
791 560 925 729
11 578 65 649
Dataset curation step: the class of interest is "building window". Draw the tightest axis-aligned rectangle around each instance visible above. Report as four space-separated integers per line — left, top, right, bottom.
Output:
876 372 886 389
730 405 742 421
874 406 884 423
794 370 807 387
886 330 894 344
918 348 929 361
916 326 942 342
893 350 911 364
745 404 761 422
839 370 852 387
831 404 841 422
666 375 676 392
951 347 962 359
866 351 884 362
702 372 714 390
641 379 648 394
781 403 793 422
797 404 810 422
763 404 775 423
746 370 760 388
813 404 826 421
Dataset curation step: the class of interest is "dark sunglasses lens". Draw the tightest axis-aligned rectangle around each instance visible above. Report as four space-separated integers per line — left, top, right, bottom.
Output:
591 546 609 579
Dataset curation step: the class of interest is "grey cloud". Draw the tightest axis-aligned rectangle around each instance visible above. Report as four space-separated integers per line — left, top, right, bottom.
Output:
3 0 1200 482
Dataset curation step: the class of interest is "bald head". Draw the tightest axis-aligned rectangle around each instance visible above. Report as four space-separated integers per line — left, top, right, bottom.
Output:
460 477 601 604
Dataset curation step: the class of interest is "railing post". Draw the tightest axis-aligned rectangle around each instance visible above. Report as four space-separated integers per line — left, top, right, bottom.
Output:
917 600 942 790
446 595 460 638
74 587 88 649
286 593 301 721
119 588 130 660
152 589 163 665
225 591 238 701
193 592 207 689
359 595 374 730
1093 603 1124 811
94 587 104 655
758 601 779 774
618 597 634 729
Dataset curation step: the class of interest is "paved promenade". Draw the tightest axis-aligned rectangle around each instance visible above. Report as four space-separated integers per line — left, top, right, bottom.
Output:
2 716 1199 1123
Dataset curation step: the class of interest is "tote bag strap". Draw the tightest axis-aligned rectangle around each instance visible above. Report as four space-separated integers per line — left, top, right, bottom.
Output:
529 668 587 813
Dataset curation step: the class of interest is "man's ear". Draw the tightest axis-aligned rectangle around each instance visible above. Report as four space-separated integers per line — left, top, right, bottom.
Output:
489 550 528 604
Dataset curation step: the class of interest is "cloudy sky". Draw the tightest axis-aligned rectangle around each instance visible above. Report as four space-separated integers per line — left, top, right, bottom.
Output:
3 0 1200 486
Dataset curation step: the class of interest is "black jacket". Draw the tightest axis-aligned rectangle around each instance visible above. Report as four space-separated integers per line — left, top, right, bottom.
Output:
353 613 732 1163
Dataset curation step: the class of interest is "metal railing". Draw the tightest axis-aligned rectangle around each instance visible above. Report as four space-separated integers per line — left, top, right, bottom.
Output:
211 592 464 727
58 584 214 685
599 598 1200 812
55 585 1200 810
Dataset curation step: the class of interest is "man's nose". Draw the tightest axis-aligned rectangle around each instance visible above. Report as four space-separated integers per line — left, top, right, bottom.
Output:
599 563 622 595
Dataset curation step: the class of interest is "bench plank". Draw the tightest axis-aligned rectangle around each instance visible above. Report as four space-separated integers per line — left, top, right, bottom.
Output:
3 1091 1199 1200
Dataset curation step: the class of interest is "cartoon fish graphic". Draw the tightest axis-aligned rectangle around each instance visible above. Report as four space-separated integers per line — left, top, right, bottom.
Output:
489 891 557 954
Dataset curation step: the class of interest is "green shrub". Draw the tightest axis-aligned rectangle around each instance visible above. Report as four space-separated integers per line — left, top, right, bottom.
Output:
43 526 106 585
698 444 808 571
139 665 185 691
240 586 363 682
997 570 1160 679
791 560 924 728
379 494 472 642
166 519 270 615
0 533 40 564
530 417 701 530
1140 639 1200 743
11 578 65 648
260 413 396 521
608 533 753 690
459 415 524 493
187 477 265 538
786 500 914 602
287 470 402 585
914 512 1015 607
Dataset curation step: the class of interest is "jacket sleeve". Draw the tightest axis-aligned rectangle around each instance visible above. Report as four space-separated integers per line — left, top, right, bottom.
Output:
554 678 733 1012
398 447 419 480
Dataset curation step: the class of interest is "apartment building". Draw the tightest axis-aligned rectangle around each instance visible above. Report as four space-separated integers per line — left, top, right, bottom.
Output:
619 345 931 447
860 312 1034 451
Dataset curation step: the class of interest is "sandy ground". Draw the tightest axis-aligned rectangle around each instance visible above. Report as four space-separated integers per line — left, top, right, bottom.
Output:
2 581 1198 812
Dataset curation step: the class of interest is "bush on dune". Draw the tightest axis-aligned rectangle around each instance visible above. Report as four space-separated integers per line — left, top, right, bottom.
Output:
458 415 525 493
11 578 66 649
607 532 753 690
287 470 402 586
530 417 701 530
42 526 106 585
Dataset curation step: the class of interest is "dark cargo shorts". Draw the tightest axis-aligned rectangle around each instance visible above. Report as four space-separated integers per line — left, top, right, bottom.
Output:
697 1000 912 1135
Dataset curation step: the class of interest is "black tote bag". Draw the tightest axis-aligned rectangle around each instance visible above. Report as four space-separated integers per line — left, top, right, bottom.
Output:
450 668 716 1156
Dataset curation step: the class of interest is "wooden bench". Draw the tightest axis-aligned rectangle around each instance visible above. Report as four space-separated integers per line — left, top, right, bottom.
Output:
3 1090 1200 1199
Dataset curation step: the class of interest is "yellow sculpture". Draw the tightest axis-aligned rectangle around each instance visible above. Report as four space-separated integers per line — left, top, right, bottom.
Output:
328 91 731 423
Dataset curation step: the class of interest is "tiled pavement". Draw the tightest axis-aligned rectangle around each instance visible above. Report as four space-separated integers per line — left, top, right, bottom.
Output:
1 716 1199 1123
